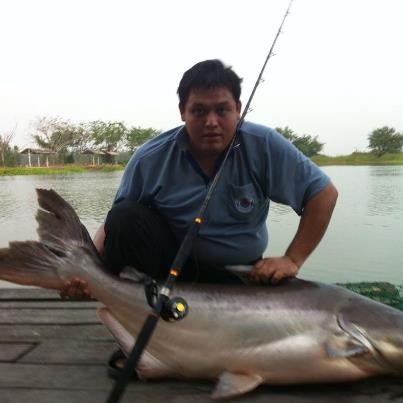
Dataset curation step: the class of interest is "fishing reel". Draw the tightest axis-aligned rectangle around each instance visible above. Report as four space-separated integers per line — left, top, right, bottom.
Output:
144 278 189 322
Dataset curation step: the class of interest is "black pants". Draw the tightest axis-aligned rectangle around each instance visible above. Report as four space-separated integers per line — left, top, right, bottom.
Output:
103 199 243 284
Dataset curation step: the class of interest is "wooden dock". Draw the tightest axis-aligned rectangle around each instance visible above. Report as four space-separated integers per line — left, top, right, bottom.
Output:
1 288 402 403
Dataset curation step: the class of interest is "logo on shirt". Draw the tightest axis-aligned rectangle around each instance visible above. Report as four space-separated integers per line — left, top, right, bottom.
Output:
235 196 255 213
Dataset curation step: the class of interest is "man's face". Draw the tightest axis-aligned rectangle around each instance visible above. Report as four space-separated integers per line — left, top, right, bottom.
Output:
179 86 241 158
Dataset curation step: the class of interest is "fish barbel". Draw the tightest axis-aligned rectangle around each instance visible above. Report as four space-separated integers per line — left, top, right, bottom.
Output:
0 189 403 399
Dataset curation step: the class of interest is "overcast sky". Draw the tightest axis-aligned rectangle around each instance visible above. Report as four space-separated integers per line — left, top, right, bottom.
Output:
1 0 402 156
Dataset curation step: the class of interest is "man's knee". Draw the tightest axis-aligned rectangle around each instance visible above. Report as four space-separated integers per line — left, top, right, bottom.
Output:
103 199 178 278
105 199 146 233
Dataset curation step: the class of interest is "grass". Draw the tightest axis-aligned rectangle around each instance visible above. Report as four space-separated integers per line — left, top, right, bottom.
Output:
0 164 125 176
312 152 403 166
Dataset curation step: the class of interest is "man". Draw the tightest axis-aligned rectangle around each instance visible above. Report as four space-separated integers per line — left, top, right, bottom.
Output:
62 59 338 374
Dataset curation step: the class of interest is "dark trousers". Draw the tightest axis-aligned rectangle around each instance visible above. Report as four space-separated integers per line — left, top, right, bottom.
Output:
103 199 243 284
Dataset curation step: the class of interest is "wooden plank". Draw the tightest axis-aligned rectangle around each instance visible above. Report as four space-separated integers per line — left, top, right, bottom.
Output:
0 385 213 403
0 288 59 300
0 363 112 389
0 324 112 342
0 375 402 403
0 343 36 361
0 389 156 403
20 340 116 364
0 301 101 309
0 389 116 403
0 308 100 324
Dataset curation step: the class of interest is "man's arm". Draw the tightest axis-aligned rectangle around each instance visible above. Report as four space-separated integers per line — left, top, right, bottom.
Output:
93 224 106 255
250 182 338 284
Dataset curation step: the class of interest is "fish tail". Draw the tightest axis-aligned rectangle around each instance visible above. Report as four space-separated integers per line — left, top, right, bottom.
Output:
0 241 67 289
35 188 98 255
0 188 101 290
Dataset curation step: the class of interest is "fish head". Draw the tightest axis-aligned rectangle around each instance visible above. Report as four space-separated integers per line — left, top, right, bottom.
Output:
340 298 403 373
367 310 403 372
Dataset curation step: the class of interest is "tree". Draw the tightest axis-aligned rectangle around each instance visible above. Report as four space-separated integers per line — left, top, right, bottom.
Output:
368 126 403 156
5 146 21 166
31 116 77 153
276 126 324 157
125 127 160 151
88 121 127 152
275 126 297 142
0 126 16 167
70 123 95 153
292 135 324 157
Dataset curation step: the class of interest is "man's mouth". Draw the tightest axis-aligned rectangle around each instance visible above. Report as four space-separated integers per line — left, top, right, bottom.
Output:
202 133 222 140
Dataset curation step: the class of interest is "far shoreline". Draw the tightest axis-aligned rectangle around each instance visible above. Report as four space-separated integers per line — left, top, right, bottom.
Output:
0 165 124 176
312 152 403 166
1 153 403 176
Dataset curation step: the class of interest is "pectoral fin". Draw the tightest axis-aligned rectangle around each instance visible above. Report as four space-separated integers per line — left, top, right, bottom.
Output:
212 371 263 399
325 337 369 358
325 313 371 359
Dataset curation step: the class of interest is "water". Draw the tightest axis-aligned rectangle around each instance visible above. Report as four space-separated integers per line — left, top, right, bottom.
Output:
267 166 403 284
0 171 122 288
0 166 402 287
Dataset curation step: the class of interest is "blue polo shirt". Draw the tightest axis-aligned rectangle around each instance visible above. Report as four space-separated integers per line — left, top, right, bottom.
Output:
114 121 329 265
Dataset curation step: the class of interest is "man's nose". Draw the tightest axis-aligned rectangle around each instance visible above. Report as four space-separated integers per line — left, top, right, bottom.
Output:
205 111 219 127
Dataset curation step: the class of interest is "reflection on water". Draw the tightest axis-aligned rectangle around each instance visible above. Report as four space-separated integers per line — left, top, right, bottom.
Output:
268 166 403 285
0 166 402 287
367 166 403 217
0 172 123 245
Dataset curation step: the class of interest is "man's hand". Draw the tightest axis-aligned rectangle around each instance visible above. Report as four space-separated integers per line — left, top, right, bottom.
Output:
249 256 299 285
60 277 93 300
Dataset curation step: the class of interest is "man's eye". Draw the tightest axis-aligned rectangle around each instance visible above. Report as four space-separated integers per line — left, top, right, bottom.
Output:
192 108 206 117
216 107 229 117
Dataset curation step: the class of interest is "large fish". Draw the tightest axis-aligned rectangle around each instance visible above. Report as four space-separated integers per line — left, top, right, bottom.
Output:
0 189 403 399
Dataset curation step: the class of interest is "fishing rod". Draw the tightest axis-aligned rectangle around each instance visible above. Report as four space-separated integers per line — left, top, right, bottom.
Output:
106 1 294 401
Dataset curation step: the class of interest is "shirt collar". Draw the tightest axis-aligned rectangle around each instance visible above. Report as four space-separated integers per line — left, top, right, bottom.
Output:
175 125 190 151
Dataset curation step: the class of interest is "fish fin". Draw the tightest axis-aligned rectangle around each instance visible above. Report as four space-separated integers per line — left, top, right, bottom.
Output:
325 338 369 358
36 188 100 257
325 313 371 358
97 307 176 379
0 241 66 289
211 372 263 400
0 238 104 290
0 189 106 289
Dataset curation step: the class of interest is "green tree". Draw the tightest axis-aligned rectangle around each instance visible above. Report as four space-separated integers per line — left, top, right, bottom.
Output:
276 126 324 157
368 126 403 156
125 127 160 151
70 123 95 153
0 127 16 167
88 121 126 152
292 135 324 157
275 126 297 142
5 146 21 166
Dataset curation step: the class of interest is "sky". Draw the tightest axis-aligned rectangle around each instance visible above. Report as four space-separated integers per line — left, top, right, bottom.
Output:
0 0 402 156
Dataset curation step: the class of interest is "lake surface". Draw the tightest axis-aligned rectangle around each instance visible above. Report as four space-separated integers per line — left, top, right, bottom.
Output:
0 166 402 287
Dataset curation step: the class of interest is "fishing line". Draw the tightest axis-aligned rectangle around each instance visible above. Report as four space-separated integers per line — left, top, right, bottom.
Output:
106 1 294 401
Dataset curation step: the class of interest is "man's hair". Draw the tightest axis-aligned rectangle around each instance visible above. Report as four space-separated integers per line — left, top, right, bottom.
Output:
177 59 242 106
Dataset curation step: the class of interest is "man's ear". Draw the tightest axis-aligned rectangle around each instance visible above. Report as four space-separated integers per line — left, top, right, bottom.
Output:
179 102 185 121
236 101 242 117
